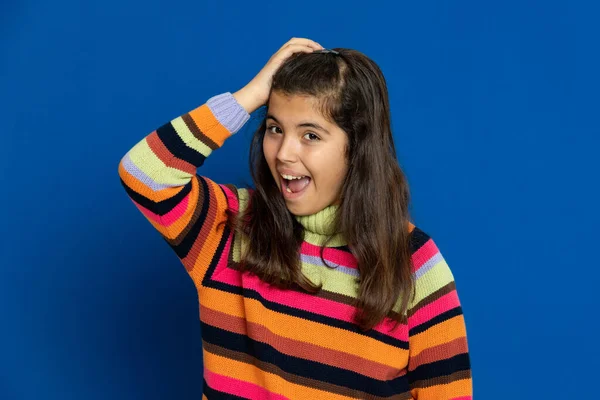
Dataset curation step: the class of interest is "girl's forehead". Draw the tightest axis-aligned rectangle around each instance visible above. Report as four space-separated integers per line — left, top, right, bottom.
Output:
269 91 318 106
268 93 331 122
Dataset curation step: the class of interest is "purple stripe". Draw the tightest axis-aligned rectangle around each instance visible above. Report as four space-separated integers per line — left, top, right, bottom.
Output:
122 153 178 191
300 254 360 277
206 92 250 134
414 252 443 279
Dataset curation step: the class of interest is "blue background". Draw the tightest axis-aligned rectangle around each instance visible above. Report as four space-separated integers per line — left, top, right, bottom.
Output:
1 0 598 398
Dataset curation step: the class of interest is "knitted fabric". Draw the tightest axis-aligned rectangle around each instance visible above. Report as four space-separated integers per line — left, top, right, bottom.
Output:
118 92 472 399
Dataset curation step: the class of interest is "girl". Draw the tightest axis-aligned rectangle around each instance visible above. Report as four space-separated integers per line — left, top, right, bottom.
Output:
119 38 472 399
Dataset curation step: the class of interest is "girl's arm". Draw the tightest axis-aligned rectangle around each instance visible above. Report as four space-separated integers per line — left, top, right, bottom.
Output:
117 92 250 286
407 232 473 399
117 38 322 288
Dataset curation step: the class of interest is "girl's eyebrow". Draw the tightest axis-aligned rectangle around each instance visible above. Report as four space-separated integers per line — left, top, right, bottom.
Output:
267 114 331 135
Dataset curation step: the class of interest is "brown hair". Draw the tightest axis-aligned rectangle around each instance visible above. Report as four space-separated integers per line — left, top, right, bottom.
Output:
225 48 415 332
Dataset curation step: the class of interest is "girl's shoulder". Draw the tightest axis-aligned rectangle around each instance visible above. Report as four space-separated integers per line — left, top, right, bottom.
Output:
217 184 254 214
408 225 458 292
408 224 431 255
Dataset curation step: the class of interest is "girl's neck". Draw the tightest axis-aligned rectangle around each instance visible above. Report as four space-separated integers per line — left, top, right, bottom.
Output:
294 204 347 247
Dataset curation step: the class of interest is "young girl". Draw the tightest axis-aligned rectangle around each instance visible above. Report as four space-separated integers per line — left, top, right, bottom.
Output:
119 38 472 399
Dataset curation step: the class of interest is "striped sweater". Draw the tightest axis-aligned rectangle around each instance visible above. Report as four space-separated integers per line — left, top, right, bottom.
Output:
118 92 473 399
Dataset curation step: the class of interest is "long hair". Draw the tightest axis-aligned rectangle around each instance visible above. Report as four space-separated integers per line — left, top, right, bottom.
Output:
225 48 415 332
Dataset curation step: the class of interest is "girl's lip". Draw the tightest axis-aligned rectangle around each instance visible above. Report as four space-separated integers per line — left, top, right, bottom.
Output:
280 176 311 200
278 169 311 178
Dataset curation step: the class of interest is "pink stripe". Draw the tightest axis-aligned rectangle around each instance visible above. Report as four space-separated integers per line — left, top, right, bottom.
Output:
132 194 190 227
300 242 357 269
159 194 190 225
219 184 240 212
408 290 460 329
205 369 289 399
411 238 439 273
209 259 408 340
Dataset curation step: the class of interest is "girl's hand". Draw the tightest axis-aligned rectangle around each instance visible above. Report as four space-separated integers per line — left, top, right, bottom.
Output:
233 38 324 114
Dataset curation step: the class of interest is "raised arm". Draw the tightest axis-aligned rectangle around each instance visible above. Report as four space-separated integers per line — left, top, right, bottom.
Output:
118 38 324 287
117 92 250 286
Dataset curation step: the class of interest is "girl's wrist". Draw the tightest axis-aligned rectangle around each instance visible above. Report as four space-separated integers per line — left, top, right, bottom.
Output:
233 86 264 114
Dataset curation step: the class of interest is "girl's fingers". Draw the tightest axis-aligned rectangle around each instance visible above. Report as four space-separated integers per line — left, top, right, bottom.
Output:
283 38 323 51
273 43 316 62
283 43 316 54
295 38 323 50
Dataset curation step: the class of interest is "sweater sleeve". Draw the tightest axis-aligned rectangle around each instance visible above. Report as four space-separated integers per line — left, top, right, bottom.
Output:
407 232 473 399
117 92 250 287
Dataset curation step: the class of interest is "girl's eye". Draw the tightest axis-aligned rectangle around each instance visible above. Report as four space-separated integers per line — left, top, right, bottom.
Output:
304 132 321 142
267 125 282 134
267 125 321 142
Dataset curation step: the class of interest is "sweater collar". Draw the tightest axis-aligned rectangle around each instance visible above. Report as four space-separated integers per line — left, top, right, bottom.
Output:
294 204 347 247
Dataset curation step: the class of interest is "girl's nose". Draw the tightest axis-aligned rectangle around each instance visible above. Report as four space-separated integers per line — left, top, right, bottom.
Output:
276 137 300 163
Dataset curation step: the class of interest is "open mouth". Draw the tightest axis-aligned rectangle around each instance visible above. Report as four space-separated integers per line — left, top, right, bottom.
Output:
280 175 311 199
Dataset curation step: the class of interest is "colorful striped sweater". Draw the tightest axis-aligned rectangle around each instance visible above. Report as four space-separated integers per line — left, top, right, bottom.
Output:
118 92 473 399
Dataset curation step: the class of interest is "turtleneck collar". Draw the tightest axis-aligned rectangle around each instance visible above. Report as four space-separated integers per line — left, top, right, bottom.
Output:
294 204 347 247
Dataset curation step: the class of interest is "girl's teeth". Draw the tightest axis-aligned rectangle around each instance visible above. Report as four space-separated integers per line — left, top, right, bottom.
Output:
282 174 305 180
286 187 292 193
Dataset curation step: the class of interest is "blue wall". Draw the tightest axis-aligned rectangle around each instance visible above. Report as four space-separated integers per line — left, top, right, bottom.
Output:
1 0 598 398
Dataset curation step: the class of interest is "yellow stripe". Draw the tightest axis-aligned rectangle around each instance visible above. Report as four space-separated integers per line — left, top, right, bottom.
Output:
301 261 358 297
171 116 214 156
410 257 455 307
303 231 347 247
119 159 186 203
231 188 251 263
127 138 193 187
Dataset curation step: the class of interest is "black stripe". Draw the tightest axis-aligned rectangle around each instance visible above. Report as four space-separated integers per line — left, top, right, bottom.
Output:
409 226 431 254
120 177 192 216
201 323 410 397
156 121 206 167
167 175 212 259
202 377 250 399
408 353 471 384
199 223 232 288
409 306 463 336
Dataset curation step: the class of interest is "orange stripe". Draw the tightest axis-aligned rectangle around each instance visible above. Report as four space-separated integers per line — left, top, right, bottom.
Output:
410 314 467 355
188 104 234 146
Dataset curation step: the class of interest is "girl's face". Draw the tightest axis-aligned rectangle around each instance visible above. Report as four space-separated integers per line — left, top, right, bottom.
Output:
263 91 349 216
